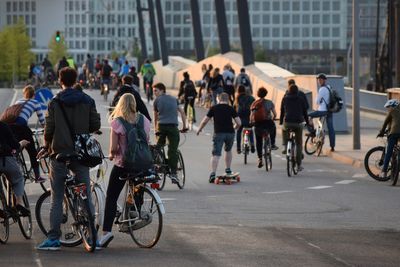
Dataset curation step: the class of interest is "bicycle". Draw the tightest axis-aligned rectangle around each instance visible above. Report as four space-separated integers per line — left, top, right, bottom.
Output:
151 130 187 190
364 134 392 182
242 127 253 165
103 83 109 102
112 171 164 248
17 128 50 192
259 128 272 171
35 153 97 252
90 158 108 231
286 129 298 177
305 115 326 156
0 172 32 244
389 144 400 186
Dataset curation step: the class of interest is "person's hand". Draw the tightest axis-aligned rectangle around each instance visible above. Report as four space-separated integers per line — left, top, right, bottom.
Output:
108 154 114 161
196 129 201 136
19 140 30 148
180 128 188 133
37 146 49 159
377 132 384 138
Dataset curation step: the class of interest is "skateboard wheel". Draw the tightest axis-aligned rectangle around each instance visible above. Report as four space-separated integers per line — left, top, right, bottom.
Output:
236 176 240 182
214 178 220 184
225 179 231 185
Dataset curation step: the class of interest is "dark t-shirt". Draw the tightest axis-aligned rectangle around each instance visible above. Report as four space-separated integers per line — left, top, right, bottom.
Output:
0 121 20 156
207 104 238 133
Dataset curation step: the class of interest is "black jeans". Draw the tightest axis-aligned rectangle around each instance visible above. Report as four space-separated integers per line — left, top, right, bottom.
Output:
254 120 276 159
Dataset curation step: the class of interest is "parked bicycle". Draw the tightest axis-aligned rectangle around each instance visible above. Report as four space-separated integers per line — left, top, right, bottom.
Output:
35 153 97 252
0 172 32 244
305 115 326 156
364 134 392 182
286 129 298 177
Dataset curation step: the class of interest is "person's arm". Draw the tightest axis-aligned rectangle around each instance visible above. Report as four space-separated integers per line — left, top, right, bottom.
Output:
279 98 285 125
109 128 118 161
89 100 101 133
44 101 55 148
178 81 184 98
34 101 46 126
196 116 211 135
233 116 241 130
379 113 392 135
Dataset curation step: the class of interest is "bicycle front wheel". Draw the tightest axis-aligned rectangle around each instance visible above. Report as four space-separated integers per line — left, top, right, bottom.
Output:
18 192 32 239
129 187 163 248
304 136 318 155
35 190 82 247
291 142 298 175
0 178 9 244
364 146 390 182
77 197 97 252
264 139 272 171
286 142 293 177
151 147 167 190
176 151 186 189
390 154 399 186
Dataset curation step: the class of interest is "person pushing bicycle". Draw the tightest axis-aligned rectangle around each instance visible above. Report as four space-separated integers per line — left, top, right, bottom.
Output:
280 84 310 172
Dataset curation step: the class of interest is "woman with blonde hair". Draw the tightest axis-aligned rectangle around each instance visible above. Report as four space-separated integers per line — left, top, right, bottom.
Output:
98 93 151 248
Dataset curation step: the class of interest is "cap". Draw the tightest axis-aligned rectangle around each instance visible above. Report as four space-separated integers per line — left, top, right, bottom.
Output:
384 99 399 108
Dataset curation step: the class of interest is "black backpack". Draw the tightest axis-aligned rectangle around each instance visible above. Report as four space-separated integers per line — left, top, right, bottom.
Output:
240 75 249 87
326 86 343 113
184 81 197 98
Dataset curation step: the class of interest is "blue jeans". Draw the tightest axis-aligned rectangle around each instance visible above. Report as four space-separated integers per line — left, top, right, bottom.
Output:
383 134 400 172
308 111 335 149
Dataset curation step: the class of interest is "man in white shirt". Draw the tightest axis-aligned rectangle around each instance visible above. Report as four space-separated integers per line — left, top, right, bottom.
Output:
307 73 335 152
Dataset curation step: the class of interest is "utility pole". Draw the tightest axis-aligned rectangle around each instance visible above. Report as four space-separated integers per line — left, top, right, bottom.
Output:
395 0 400 87
236 0 254 65
136 0 148 60
352 0 360 149
148 0 160 61
155 0 169 65
214 0 230 54
190 0 205 61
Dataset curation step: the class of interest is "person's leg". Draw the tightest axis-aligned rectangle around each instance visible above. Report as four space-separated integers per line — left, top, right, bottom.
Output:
293 124 303 166
184 101 189 116
223 133 235 172
382 135 397 172
326 112 335 150
156 125 167 147
236 125 243 153
270 120 277 147
210 133 223 180
282 123 289 153
1 157 25 204
255 128 263 159
211 90 218 106
190 98 196 122
166 127 180 174
102 166 126 233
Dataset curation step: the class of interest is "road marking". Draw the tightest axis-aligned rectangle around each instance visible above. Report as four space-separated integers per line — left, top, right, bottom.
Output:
307 186 332 189
160 198 176 201
352 173 367 178
306 169 349 173
335 180 356 185
262 190 293 194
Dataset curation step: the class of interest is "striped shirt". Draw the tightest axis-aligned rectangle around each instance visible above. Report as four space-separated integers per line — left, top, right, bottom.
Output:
15 98 45 125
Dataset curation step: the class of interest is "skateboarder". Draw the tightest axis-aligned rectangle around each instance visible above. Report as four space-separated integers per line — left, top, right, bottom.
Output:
197 93 241 183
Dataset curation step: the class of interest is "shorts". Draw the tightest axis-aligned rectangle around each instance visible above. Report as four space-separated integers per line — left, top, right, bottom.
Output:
212 133 235 156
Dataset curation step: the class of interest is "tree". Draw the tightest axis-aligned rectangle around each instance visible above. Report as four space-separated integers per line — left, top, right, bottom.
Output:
0 19 34 83
48 31 68 66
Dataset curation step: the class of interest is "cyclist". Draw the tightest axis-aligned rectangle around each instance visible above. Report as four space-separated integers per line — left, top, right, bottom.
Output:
119 60 130 77
250 87 278 168
100 59 113 95
153 83 187 183
178 72 197 123
234 85 255 154
140 59 156 96
197 93 241 183
0 121 30 217
110 75 152 122
207 68 225 106
8 85 46 183
280 84 310 171
307 73 336 152
235 68 252 96
377 99 400 178
128 66 140 88
36 67 101 250
98 93 152 248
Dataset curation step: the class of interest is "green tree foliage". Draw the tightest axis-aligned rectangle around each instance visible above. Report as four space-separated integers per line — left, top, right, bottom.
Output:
48 31 68 66
254 45 267 62
0 19 34 83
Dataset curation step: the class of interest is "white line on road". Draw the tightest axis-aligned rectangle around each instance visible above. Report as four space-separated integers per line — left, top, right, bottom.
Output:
352 173 367 178
160 198 176 201
307 185 333 189
335 180 356 185
262 190 293 194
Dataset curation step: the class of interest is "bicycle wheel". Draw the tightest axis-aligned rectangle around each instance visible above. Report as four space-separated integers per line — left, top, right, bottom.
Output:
291 142 298 175
35 190 82 247
286 142 293 177
91 185 104 230
18 191 32 239
364 146 391 182
316 132 325 157
77 197 97 252
38 157 51 191
304 136 318 155
243 144 248 165
151 147 167 190
0 178 9 244
176 151 186 189
129 187 162 248
264 138 272 171
390 154 399 186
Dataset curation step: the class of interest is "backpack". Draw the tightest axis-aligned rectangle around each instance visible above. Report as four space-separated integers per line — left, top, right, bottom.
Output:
0 101 27 124
240 75 250 87
118 115 153 172
184 81 197 98
326 85 343 113
250 99 270 123
238 96 251 118
102 65 112 77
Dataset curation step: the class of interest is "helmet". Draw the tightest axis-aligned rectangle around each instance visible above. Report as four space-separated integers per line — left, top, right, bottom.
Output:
316 73 327 80
384 99 399 108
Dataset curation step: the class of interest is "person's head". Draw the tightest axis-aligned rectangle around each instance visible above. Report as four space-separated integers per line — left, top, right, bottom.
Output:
208 64 213 71
124 60 129 65
257 87 268 98
73 83 83 92
23 85 35 99
104 59 109 65
237 85 246 95
110 93 137 120
122 74 133 85
316 73 327 86
59 67 77 88
183 71 189 79
288 84 299 95
288 79 296 87
145 59 150 64
153 82 166 97
130 66 136 73
384 99 399 110
240 68 245 73
217 92 229 104
87 54 91 59
201 63 207 71
212 68 220 78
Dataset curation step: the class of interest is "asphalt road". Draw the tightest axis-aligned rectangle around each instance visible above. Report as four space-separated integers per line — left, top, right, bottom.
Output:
1 87 399 267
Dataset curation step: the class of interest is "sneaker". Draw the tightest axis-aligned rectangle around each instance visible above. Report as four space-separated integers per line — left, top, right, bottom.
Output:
282 149 287 155
225 168 232 175
16 204 30 217
170 174 180 184
251 145 255 153
257 158 263 168
98 232 114 248
297 165 304 172
35 176 46 183
379 171 387 179
37 239 61 251
237 148 241 154
209 173 216 183
330 147 335 152
271 145 279 150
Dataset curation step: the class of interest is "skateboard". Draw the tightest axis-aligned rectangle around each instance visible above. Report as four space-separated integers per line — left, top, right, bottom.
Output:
214 172 240 185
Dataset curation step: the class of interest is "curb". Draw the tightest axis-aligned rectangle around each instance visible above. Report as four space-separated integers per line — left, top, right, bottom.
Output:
324 148 363 168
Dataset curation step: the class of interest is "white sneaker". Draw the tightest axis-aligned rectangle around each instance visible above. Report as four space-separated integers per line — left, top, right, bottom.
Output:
98 232 114 248
379 171 387 179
